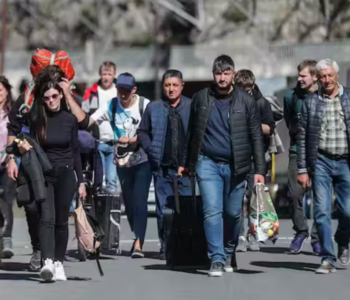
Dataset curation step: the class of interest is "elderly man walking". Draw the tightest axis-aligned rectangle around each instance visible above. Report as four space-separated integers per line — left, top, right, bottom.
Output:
297 59 350 274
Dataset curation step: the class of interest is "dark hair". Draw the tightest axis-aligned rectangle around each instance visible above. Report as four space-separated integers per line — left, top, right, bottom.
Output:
31 65 68 144
234 69 256 87
0 75 15 117
297 59 317 76
162 69 183 83
212 55 235 72
99 61 116 74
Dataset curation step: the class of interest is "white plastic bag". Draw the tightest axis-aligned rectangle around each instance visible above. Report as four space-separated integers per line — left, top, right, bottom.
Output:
249 183 279 243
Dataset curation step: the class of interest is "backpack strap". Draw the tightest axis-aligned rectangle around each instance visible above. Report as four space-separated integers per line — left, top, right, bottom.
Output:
18 83 35 116
110 97 118 140
139 96 145 117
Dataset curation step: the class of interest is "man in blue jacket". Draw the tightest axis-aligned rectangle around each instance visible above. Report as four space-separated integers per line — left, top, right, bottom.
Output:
137 70 192 259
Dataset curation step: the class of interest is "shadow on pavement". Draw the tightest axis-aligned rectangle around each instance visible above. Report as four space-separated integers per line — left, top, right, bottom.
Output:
250 261 318 272
143 264 208 276
115 250 161 260
235 269 264 274
0 262 30 272
65 250 116 262
260 247 315 256
67 276 92 281
0 273 39 281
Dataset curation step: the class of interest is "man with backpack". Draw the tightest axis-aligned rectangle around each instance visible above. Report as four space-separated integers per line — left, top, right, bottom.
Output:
284 59 321 254
85 73 152 258
82 62 119 195
137 70 192 260
234 69 276 252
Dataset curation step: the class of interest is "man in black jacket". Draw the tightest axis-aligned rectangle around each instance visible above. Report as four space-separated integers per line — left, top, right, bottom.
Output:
178 55 265 277
234 69 275 252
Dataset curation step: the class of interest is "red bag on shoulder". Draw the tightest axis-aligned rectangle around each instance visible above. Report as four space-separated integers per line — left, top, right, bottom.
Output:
21 49 75 114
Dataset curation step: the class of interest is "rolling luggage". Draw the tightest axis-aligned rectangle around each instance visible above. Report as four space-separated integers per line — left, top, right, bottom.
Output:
94 190 122 255
163 176 208 269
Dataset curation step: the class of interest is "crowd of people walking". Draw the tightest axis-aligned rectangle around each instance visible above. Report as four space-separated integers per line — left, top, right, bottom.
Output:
0 48 349 281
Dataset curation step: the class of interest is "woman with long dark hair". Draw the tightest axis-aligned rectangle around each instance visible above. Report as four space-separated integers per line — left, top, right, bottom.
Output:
0 76 16 259
17 67 86 282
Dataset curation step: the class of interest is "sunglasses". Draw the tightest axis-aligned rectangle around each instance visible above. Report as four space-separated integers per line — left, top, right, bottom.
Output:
43 94 60 102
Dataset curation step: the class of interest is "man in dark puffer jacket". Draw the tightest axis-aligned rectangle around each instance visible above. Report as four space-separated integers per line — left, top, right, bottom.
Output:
297 59 350 274
137 70 192 259
178 55 265 277
234 69 275 252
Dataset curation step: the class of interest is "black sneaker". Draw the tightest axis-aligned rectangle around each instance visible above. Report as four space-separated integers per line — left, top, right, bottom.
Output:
315 260 336 274
2 238 14 259
224 254 238 273
208 262 224 277
29 251 42 272
338 247 350 266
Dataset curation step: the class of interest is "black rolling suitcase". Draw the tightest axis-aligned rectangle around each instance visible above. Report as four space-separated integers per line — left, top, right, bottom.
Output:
163 175 209 269
94 190 122 255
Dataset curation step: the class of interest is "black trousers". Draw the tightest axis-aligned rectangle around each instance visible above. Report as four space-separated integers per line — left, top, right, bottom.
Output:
37 168 76 262
24 201 41 252
0 169 16 237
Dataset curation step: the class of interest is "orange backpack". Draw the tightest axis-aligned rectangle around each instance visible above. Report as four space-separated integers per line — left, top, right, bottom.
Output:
20 49 75 114
30 49 75 80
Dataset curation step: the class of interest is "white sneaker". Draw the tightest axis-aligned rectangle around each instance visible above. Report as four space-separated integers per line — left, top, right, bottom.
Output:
54 261 67 281
40 259 55 282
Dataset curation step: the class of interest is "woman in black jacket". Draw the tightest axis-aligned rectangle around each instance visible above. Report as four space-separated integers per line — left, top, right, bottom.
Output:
17 67 86 282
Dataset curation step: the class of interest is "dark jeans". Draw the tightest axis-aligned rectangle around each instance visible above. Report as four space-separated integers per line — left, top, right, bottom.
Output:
117 162 152 241
24 201 41 252
313 154 350 265
37 168 76 262
287 156 318 243
196 155 246 264
154 167 192 251
0 169 16 238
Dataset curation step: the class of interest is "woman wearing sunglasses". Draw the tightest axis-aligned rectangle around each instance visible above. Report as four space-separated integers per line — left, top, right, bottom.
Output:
16 66 86 282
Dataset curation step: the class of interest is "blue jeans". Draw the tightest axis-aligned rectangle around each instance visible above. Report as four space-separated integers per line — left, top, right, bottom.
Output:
313 154 350 265
196 155 246 264
117 162 152 241
154 167 192 251
98 142 118 194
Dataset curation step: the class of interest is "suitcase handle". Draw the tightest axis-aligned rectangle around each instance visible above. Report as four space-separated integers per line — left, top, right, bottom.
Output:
190 175 197 215
174 174 198 215
174 175 181 214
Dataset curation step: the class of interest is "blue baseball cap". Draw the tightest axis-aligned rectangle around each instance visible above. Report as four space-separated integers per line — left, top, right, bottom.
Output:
116 73 136 90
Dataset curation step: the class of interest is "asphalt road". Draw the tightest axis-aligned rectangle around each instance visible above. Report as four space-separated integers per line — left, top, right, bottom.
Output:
0 218 349 300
